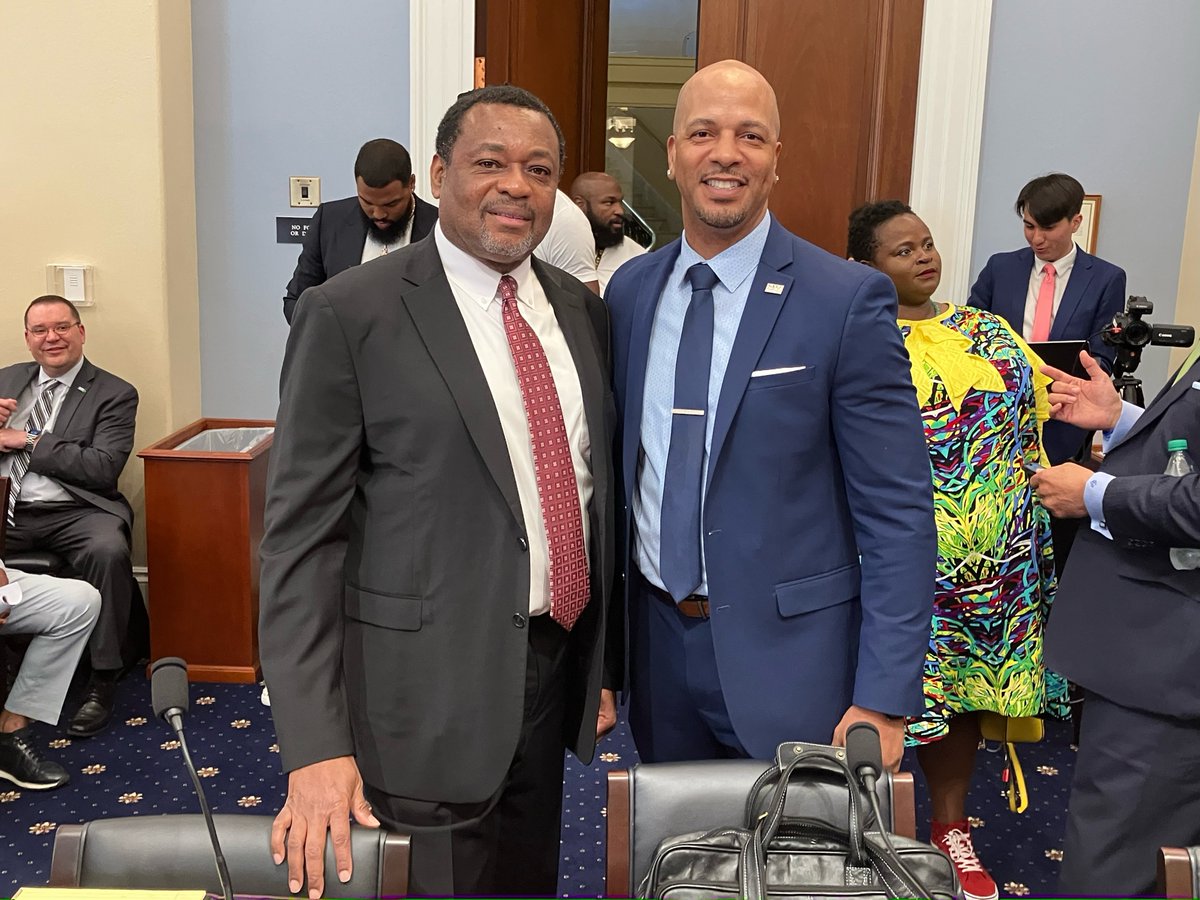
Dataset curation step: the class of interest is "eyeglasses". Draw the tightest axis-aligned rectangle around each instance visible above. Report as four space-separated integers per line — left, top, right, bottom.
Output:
26 322 80 338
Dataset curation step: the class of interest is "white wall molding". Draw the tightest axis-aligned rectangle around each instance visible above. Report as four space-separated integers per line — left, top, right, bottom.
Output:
909 0 993 303
409 0 475 199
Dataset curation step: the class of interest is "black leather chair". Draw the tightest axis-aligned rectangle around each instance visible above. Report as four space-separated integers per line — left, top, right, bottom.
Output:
605 756 917 897
48 814 410 898
1159 846 1200 899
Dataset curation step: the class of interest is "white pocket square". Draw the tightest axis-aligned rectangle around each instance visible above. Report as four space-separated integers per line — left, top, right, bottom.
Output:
751 366 808 378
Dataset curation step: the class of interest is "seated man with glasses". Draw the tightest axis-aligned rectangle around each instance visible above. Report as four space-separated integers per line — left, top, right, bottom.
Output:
0 295 139 738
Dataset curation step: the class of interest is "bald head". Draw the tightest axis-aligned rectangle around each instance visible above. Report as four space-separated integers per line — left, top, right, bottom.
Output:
667 58 782 257
673 59 781 140
571 171 627 248
570 171 620 203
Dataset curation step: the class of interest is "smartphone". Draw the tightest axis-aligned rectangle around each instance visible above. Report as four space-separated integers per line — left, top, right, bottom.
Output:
1023 462 1043 476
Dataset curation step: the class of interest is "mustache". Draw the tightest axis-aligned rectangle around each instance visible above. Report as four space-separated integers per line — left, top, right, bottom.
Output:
481 200 533 219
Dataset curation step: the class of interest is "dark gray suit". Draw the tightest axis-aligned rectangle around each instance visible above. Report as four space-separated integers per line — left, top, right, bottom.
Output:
0 358 138 670
260 234 615 893
1047 358 1200 895
282 194 439 323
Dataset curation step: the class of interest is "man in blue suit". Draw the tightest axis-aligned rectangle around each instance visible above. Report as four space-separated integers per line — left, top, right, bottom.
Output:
604 59 936 770
968 173 1126 464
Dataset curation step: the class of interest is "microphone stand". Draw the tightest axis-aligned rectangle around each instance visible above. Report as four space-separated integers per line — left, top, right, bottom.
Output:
165 707 233 900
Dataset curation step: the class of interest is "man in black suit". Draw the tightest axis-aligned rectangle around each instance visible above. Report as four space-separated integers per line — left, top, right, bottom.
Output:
260 86 615 899
1031 347 1200 895
282 138 438 322
0 295 139 738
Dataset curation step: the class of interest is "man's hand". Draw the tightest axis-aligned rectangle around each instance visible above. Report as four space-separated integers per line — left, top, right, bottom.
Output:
1030 462 1091 518
1041 351 1123 431
831 705 904 772
0 399 17 428
596 688 617 742
0 429 28 452
270 756 380 900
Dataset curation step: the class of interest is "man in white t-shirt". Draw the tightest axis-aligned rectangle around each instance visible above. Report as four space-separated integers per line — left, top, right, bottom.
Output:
532 189 599 293
571 171 648 295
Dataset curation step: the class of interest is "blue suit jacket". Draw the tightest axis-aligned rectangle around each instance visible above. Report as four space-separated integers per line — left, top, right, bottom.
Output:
968 246 1126 462
606 219 937 758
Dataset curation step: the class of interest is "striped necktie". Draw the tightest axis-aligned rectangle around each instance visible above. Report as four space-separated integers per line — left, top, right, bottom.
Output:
7 379 61 524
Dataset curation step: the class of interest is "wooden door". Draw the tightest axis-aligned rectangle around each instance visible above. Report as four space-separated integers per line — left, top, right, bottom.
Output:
478 0 610 186
699 0 924 254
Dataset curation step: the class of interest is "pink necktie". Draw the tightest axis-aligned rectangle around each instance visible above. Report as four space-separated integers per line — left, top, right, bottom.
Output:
1031 262 1057 342
498 275 590 631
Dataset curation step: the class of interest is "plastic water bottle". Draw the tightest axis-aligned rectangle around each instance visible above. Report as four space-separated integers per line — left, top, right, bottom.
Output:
1165 439 1200 570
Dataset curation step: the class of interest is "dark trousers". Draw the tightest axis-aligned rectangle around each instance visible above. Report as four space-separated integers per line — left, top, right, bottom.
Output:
6 501 135 671
365 613 570 897
1059 690 1200 896
627 572 748 763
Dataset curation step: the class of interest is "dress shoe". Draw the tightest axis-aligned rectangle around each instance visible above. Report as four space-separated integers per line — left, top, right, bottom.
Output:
0 728 70 790
67 677 117 738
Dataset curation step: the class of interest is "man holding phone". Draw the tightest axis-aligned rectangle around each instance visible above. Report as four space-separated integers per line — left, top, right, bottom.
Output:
0 563 100 790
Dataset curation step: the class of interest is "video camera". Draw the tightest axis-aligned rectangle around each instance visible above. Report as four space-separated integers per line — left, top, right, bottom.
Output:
1101 296 1194 378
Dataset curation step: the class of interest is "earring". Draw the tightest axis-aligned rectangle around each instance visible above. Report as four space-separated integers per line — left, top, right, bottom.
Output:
775 175 780 182
667 168 673 177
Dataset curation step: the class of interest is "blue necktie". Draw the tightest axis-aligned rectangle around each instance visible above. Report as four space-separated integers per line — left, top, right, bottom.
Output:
660 262 719 601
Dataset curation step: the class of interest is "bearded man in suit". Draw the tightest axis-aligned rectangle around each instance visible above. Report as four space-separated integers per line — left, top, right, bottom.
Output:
260 85 615 899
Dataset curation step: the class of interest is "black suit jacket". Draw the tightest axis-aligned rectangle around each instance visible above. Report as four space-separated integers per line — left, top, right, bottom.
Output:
0 358 138 528
282 194 439 323
260 235 616 804
1046 357 1200 719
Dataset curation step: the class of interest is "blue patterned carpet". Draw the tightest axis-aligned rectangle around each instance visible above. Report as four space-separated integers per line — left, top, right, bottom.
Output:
1 675 1078 898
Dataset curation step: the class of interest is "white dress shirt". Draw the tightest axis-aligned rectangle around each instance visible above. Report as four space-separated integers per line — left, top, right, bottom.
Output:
3 357 85 503
1022 242 1078 338
435 225 593 615
360 203 416 264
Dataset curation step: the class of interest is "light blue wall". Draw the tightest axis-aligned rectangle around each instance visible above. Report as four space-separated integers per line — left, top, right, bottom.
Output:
970 0 1200 392
193 1 411 418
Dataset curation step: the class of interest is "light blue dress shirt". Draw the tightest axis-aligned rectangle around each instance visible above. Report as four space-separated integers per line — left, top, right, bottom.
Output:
1083 400 1143 538
633 212 773 594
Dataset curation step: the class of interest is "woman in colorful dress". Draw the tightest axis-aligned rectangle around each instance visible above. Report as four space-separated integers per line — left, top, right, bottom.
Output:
847 201 1069 900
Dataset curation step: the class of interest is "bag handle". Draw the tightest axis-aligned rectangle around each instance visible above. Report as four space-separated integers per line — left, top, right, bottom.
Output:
737 749 871 900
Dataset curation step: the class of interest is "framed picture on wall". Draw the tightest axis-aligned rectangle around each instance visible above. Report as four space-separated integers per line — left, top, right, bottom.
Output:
1077 194 1101 254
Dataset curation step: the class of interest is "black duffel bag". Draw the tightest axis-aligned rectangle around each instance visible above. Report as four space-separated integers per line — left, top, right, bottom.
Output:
637 747 958 899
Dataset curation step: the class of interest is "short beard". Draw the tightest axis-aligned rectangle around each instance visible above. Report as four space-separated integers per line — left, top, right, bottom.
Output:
361 200 414 244
478 224 536 262
694 205 748 230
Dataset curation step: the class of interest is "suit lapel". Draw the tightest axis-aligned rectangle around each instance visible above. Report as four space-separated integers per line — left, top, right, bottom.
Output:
53 359 96 432
999 248 1033 331
1050 249 1095 341
621 244 679 503
0 363 38 403
707 222 792 478
1113 358 1200 450
400 241 525 530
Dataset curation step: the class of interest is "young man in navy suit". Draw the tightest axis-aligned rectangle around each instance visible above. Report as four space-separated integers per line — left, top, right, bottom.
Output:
605 60 936 774
968 173 1126 464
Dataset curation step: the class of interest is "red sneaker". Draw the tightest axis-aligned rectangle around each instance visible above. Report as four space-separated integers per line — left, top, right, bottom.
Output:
932 819 999 900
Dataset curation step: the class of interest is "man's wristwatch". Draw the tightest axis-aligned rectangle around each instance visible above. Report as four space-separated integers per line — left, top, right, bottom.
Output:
24 432 38 452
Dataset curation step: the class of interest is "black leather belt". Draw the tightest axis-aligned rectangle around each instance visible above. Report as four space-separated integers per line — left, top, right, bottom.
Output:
639 573 710 619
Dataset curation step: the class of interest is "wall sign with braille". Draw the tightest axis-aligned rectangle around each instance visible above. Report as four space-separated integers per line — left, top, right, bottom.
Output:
276 217 312 244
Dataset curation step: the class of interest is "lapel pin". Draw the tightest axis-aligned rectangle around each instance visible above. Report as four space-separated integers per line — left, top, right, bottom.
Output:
764 283 785 295
77 386 87 393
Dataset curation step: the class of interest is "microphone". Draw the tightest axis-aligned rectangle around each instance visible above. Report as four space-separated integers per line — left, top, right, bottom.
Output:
844 720 931 897
845 720 884 793
150 658 234 900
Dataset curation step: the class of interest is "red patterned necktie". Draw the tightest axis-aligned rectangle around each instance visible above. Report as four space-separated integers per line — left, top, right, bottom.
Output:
498 275 590 630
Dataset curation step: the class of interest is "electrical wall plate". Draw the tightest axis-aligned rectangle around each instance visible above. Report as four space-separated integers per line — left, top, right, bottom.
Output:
289 176 320 208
